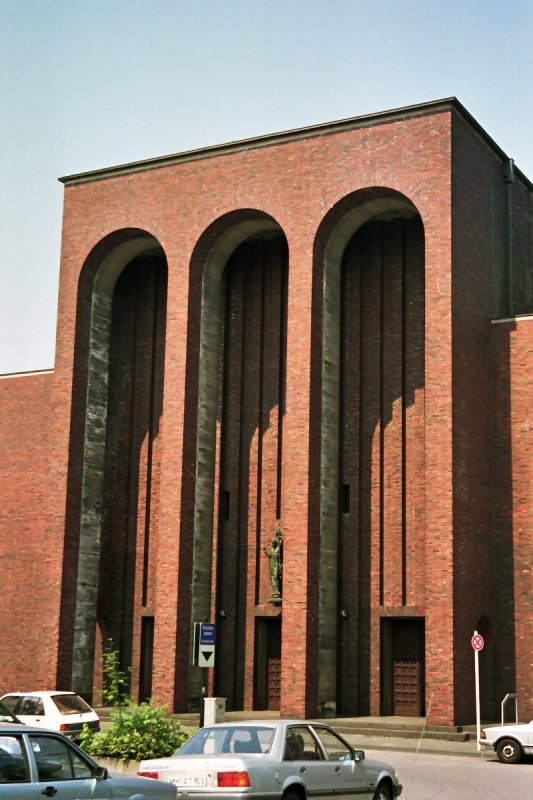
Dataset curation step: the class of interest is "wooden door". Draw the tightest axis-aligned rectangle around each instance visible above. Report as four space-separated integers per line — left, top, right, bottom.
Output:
266 618 281 710
390 619 425 716
254 617 281 710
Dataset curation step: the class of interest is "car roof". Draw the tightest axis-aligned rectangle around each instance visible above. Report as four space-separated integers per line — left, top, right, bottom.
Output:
0 722 57 734
203 720 330 728
1 691 76 697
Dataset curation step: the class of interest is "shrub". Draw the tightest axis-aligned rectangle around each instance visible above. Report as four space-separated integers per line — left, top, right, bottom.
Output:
80 701 190 762
101 641 130 707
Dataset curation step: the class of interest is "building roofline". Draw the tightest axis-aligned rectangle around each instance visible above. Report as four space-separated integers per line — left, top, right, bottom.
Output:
58 97 529 187
0 368 54 380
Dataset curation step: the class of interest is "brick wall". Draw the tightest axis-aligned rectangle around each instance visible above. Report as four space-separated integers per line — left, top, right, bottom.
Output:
96 254 167 698
492 317 533 723
450 113 506 722
213 238 287 709
0 371 59 689
337 216 425 714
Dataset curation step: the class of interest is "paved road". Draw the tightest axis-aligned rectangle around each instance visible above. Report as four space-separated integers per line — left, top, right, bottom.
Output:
365 748 533 799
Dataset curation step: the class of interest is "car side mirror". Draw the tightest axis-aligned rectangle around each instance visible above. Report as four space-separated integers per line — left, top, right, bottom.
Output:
94 766 109 780
353 749 365 762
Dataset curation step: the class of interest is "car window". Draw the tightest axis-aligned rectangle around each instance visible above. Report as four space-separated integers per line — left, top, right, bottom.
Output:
284 726 323 761
52 694 92 715
0 735 30 783
0 697 18 714
177 726 274 755
19 696 41 716
312 727 352 761
0 701 20 724
228 727 271 754
30 735 94 781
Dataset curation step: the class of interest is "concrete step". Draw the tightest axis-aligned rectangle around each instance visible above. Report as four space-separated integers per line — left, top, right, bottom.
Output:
331 723 472 742
323 718 475 742
95 708 476 742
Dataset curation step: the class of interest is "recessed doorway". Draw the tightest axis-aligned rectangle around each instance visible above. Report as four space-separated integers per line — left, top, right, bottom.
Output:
254 617 281 710
381 618 425 716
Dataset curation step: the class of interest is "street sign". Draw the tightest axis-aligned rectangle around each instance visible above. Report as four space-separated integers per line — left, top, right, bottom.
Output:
200 623 216 646
198 645 215 668
193 622 216 667
472 630 484 751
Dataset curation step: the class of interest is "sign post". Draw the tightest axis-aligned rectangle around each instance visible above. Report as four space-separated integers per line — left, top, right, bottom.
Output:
471 630 484 751
193 622 217 727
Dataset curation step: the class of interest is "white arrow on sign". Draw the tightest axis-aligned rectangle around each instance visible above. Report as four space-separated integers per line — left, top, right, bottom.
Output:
198 645 215 668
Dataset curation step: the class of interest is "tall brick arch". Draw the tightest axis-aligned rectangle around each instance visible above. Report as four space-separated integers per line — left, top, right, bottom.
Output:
178 210 289 709
58 229 168 699
313 188 426 715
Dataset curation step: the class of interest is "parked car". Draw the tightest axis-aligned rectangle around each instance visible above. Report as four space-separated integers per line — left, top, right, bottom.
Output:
0 690 100 740
0 722 176 797
138 719 402 800
479 720 533 763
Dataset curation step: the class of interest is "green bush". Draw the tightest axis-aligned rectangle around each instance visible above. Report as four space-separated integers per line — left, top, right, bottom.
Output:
80 701 190 762
101 641 130 707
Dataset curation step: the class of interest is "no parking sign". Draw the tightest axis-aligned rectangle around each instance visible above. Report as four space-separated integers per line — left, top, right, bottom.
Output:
472 630 484 750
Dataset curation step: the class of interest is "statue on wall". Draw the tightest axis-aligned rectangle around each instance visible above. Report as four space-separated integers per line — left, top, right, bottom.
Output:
264 522 283 605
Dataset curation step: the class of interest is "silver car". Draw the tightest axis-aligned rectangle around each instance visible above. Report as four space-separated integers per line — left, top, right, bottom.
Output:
138 720 402 800
0 722 176 798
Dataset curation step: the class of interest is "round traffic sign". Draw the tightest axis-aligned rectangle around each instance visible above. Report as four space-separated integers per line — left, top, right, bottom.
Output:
471 633 484 651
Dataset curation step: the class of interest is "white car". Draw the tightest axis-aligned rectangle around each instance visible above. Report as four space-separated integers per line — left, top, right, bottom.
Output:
0 691 100 741
138 720 402 800
479 720 533 763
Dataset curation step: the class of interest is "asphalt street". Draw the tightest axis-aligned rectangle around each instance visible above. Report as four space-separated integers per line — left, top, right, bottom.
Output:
364 748 533 800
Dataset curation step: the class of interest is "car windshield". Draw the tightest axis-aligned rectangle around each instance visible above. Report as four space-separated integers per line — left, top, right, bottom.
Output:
52 694 93 715
175 725 275 755
0 700 21 724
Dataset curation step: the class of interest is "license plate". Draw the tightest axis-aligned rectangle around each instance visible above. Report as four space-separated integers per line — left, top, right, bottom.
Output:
170 775 208 787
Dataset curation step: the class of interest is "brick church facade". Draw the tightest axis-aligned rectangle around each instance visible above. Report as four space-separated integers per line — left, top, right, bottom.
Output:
1 98 531 726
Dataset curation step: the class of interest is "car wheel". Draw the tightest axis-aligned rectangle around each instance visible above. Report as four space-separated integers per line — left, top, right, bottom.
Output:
496 737 523 764
282 791 301 800
373 782 392 800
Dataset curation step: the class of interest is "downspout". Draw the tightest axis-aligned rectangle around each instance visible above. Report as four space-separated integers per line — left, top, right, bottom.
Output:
503 158 515 317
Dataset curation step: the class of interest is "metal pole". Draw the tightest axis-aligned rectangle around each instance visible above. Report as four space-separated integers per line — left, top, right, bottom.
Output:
474 630 481 751
199 667 207 727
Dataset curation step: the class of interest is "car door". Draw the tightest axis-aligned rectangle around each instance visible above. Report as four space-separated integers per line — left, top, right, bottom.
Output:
280 725 345 800
0 732 39 798
311 726 370 800
524 724 533 748
26 733 111 799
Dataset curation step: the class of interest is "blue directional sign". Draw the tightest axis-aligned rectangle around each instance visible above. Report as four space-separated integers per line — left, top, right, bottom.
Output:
193 622 217 667
200 623 216 645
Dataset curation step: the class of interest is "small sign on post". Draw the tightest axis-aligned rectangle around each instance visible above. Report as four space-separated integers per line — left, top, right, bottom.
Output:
193 622 217 667
193 622 217 728
472 630 484 750
198 622 216 667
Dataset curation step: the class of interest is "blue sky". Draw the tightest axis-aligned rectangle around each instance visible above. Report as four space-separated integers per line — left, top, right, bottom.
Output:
1 0 532 374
